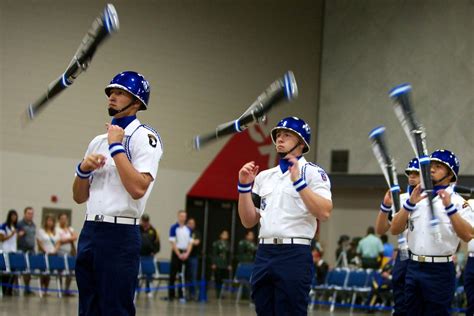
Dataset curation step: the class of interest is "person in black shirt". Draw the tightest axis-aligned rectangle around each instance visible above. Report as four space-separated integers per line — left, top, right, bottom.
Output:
140 214 160 256
187 218 201 300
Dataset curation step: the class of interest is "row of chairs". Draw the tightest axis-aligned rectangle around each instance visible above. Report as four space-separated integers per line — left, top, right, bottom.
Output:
136 257 254 303
0 251 76 298
219 263 254 303
310 267 380 312
136 257 173 298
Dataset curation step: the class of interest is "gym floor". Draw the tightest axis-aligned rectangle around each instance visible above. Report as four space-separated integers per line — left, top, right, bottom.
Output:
0 295 392 316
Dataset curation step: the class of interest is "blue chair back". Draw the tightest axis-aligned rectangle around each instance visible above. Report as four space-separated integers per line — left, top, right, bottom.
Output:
140 256 156 276
346 269 368 287
235 263 254 280
8 252 27 272
67 256 76 271
157 261 170 275
0 253 7 271
28 254 48 272
48 255 66 271
326 268 348 287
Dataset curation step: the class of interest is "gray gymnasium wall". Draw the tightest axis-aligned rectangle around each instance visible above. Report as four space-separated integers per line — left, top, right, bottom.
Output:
317 0 473 175
317 0 473 265
0 0 323 257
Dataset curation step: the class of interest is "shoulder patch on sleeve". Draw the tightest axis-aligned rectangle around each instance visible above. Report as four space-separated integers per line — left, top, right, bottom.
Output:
304 162 328 182
148 134 157 148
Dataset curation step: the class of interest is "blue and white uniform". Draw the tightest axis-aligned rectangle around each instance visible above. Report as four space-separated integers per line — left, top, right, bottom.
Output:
462 199 474 316
389 191 410 316
404 186 472 315
251 156 331 315
76 114 162 316
168 223 193 300
0 223 17 252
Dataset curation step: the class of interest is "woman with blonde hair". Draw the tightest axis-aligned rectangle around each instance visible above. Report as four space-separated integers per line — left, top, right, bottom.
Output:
36 214 61 296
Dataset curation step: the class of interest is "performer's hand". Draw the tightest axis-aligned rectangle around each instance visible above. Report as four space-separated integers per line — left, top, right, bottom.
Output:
383 190 392 207
81 154 107 172
437 189 452 207
239 161 259 184
106 123 125 144
287 155 300 182
409 184 425 204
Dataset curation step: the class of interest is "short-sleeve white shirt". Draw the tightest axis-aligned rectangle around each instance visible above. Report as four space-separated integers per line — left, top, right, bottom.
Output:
464 200 474 252
0 224 17 252
407 186 472 256
56 226 75 255
252 157 332 239
37 228 59 254
82 118 163 218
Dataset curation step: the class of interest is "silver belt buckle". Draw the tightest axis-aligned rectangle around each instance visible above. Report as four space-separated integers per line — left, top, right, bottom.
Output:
273 238 282 245
94 215 104 222
418 255 426 262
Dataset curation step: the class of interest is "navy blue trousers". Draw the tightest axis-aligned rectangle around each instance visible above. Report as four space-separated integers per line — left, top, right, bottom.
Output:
251 244 313 316
76 221 140 316
392 255 408 316
405 260 455 316
464 257 474 316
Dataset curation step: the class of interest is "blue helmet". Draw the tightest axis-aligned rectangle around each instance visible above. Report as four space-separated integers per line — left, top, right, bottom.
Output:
430 149 459 182
404 158 420 176
271 117 311 154
105 71 150 110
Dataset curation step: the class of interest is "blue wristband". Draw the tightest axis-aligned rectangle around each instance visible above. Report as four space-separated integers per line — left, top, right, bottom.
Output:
445 204 458 217
109 142 125 158
380 203 392 213
403 200 416 212
293 178 307 192
76 162 92 179
238 182 253 193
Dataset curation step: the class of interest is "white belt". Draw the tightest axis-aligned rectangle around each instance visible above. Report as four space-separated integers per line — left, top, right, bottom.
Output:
85 214 139 225
410 254 453 263
259 238 311 245
468 252 474 258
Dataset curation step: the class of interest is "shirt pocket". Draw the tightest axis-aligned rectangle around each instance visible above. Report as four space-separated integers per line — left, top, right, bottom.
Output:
282 186 306 212
106 159 123 186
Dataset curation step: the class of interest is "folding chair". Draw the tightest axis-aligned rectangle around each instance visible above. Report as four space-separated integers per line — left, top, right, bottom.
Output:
0 252 10 297
7 252 28 296
27 253 49 298
47 255 66 297
344 269 371 312
233 263 253 303
325 268 349 312
156 260 171 288
137 256 159 298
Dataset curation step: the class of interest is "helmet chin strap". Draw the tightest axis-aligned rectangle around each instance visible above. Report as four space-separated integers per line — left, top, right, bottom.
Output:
108 99 137 117
432 173 452 186
278 142 301 159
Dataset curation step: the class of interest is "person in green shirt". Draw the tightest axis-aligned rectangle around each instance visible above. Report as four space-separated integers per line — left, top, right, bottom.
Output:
237 230 257 263
212 230 231 298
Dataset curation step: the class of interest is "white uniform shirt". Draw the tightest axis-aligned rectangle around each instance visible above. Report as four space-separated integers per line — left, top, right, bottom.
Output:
252 157 332 239
0 224 17 252
395 192 410 245
37 228 59 254
465 200 474 252
169 223 193 250
407 186 473 256
83 118 163 218
56 226 75 255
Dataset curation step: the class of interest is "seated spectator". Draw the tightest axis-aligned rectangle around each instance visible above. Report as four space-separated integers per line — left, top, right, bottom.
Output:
380 234 394 268
0 209 18 295
56 213 77 296
312 249 329 285
37 214 61 296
